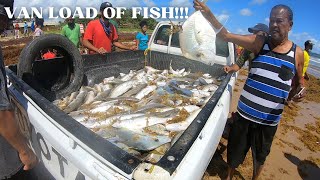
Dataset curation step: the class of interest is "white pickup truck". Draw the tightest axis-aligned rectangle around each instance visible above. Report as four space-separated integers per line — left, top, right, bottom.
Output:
6 21 236 180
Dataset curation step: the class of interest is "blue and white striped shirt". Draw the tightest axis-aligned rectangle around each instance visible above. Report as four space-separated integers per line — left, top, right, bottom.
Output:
237 42 296 126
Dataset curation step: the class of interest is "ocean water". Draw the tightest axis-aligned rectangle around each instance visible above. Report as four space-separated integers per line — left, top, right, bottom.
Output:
308 56 320 78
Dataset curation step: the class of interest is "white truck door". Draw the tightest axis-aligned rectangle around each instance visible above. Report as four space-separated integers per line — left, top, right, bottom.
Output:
168 29 182 56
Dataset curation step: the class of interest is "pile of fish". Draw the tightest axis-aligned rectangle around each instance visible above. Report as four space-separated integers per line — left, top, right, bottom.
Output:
53 64 220 162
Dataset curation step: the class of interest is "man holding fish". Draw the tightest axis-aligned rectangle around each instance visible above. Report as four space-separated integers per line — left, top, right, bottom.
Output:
193 0 304 179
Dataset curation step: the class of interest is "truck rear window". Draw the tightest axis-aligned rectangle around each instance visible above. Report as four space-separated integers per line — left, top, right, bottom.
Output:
154 25 170 46
154 25 230 57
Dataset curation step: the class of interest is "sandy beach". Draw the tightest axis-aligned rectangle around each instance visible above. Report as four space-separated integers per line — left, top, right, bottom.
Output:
203 70 320 180
1 37 319 179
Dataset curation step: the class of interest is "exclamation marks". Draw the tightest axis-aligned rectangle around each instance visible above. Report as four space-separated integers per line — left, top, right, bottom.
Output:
184 7 189 18
175 7 189 19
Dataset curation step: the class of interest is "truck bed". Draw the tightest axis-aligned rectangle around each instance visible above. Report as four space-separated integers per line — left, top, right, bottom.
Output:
6 50 233 179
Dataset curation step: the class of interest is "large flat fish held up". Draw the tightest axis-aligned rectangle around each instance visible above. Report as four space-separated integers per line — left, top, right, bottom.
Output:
180 10 226 65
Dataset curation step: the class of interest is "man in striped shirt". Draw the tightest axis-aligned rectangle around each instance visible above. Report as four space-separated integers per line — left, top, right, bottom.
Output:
194 1 304 180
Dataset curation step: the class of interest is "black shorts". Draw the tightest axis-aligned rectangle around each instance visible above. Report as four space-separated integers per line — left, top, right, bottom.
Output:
4 167 31 180
227 113 278 168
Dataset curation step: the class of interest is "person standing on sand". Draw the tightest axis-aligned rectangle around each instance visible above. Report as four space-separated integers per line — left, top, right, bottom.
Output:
136 20 149 51
0 1 38 179
302 40 313 80
224 23 269 73
33 24 43 39
193 1 305 180
83 2 136 54
23 21 28 37
62 17 82 48
14 23 19 39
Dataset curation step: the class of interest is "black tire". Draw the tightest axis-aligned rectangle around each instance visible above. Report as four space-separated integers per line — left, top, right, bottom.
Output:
17 34 83 101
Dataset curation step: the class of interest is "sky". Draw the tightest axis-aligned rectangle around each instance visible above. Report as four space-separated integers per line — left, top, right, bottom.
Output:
12 0 320 53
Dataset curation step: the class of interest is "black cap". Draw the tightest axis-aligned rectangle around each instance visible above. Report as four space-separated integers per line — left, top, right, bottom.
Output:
100 2 113 11
304 40 314 47
248 23 269 34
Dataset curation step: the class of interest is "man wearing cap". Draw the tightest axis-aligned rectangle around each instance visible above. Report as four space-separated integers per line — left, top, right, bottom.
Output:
83 2 136 54
303 40 313 80
0 0 38 179
224 23 269 73
194 1 305 179
62 17 82 48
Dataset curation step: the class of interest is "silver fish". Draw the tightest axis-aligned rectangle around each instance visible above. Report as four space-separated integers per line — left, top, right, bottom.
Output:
64 91 87 113
177 105 200 113
107 136 141 157
93 89 111 101
115 128 171 151
91 113 145 129
70 114 87 123
94 84 103 93
67 91 79 104
134 103 166 113
109 80 135 98
191 89 211 98
122 83 147 97
112 115 174 130
143 124 169 136
83 91 95 105
145 66 161 74
165 109 201 132
102 84 113 91
135 85 157 100
120 70 135 81
95 127 117 139
89 102 114 114
103 76 115 84
202 84 218 92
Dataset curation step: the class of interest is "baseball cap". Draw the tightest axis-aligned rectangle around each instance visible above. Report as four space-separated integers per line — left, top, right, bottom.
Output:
248 23 269 34
100 2 113 11
304 40 314 47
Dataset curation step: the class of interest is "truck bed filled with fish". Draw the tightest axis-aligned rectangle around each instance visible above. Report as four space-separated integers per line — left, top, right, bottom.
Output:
59 50 228 160
6 50 233 176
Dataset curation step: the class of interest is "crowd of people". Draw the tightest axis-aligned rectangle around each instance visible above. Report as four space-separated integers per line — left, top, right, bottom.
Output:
0 0 316 179
60 2 150 55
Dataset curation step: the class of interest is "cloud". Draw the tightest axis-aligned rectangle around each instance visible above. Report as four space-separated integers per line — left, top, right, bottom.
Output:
289 31 320 53
143 0 156 7
240 8 252 16
216 12 229 23
169 0 192 7
250 0 267 5
235 28 247 35
265 17 269 23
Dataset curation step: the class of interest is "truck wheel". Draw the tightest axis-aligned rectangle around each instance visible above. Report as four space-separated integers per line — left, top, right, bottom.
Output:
17 34 83 101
